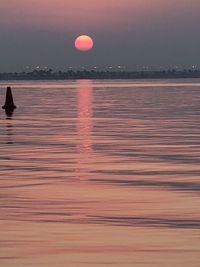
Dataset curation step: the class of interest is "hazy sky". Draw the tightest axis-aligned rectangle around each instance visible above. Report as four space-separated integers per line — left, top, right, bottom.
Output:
0 0 200 71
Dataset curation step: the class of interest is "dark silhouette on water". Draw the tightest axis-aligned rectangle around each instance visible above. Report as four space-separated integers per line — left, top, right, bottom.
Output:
2 87 16 115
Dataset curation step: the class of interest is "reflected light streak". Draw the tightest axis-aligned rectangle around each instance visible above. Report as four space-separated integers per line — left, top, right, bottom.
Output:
76 80 93 180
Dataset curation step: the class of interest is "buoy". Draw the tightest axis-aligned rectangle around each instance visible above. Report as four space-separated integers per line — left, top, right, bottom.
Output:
2 87 16 112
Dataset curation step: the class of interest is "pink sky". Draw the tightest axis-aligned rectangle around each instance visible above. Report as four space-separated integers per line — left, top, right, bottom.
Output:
1 0 199 32
0 0 200 71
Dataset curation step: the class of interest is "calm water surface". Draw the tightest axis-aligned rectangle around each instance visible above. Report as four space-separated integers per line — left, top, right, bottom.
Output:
0 79 200 266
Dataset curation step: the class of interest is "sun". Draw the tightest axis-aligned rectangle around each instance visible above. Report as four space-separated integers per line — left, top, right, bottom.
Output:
75 35 94 52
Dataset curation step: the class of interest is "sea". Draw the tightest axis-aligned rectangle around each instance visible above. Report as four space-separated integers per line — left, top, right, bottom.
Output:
0 79 200 267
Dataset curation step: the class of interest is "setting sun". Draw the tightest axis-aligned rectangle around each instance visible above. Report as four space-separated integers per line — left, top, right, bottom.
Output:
75 35 94 52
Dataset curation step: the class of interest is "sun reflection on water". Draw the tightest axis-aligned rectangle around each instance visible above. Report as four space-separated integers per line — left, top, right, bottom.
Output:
76 80 93 180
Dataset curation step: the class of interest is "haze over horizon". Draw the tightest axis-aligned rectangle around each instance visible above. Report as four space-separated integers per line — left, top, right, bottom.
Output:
0 0 200 71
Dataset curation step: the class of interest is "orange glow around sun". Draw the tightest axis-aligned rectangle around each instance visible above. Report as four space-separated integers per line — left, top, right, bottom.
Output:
75 35 94 52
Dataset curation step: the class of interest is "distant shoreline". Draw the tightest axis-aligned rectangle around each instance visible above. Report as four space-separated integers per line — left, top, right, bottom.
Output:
1 69 200 81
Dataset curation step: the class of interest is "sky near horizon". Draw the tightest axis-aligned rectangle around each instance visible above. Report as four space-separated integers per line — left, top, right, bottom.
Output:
0 0 200 71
